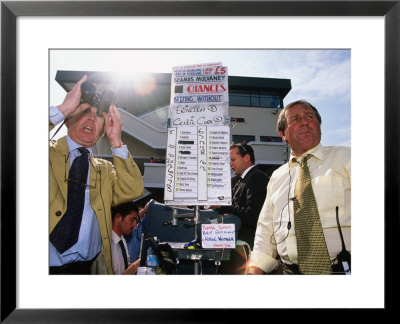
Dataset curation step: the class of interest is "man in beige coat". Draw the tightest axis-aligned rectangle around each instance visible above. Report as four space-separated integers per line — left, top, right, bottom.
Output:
49 75 144 274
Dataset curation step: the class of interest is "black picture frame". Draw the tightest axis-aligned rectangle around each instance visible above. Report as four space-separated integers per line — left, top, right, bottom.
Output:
1 0 398 322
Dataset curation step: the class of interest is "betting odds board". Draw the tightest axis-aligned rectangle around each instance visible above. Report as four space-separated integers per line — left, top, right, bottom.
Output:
164 62 232 206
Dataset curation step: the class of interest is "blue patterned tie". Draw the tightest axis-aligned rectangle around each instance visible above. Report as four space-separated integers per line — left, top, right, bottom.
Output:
50 147 89 254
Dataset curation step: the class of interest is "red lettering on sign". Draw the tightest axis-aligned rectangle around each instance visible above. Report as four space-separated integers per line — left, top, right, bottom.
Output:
186 84 226 94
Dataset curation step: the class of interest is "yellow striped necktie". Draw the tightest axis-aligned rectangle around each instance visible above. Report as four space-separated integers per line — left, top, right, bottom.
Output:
293 155 332 274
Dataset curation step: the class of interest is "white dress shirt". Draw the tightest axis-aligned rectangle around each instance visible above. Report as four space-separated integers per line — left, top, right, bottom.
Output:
240 165 255 179
111 230 131 275
249 144 351 273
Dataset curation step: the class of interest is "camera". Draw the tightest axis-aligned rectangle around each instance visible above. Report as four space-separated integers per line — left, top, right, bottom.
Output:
80 81 115 117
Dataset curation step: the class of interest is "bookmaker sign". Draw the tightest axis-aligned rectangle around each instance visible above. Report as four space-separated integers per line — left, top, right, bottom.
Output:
164 62 232 206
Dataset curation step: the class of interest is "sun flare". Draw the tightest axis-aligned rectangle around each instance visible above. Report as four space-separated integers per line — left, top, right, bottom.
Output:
131 73 156 96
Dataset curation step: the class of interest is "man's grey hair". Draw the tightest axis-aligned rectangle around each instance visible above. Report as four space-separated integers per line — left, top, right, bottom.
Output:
276 100 322 134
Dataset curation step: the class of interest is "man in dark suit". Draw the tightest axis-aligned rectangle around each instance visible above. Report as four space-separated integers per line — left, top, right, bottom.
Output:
215 143 269 250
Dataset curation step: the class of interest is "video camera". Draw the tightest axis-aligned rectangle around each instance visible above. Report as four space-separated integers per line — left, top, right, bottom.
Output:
80 81 115 117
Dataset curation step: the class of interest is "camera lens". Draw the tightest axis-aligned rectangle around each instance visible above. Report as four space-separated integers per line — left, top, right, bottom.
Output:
97 89 115 116
102 89 114 103
80 81 96 104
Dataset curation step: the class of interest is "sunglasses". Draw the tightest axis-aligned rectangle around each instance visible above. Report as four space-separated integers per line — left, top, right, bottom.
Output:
238 144 248 155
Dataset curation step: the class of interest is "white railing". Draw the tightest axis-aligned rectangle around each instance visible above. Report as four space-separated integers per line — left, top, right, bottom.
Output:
119 107 168 149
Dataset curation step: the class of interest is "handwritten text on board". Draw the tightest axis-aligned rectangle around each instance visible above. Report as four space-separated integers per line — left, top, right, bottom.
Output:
201 224 236 249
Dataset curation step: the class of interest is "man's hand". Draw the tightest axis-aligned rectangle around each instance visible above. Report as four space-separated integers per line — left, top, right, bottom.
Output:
123 258 141 275
103 104 123 148
57 75 88 118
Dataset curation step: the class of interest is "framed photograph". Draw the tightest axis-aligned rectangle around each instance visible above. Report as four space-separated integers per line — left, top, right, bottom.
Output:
2 0 398 321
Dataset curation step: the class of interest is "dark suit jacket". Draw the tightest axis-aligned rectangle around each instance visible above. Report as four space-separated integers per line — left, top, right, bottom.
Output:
218 165 269 249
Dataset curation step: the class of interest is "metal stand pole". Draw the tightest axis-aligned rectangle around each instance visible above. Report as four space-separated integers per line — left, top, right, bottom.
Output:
193 206 200 275
193 206 200 241
170 206 203 274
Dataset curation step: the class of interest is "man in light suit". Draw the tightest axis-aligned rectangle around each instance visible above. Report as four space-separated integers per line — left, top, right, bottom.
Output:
49 75 144 274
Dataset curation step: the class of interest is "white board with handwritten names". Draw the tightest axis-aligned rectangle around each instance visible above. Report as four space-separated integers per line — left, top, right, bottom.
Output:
164 62 232 206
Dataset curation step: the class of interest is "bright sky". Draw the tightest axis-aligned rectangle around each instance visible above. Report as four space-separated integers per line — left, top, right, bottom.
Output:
50 49 351 147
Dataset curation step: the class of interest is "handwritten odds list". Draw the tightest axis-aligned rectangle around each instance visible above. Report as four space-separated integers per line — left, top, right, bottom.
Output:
164 63 232 206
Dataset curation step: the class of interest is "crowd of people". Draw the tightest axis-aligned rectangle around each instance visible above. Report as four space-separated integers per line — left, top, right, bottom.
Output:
49 75 351 275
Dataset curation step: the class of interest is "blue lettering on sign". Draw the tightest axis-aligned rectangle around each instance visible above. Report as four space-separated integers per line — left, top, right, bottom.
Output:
196 95 223 102
174 96 194 103
218 237 234 241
